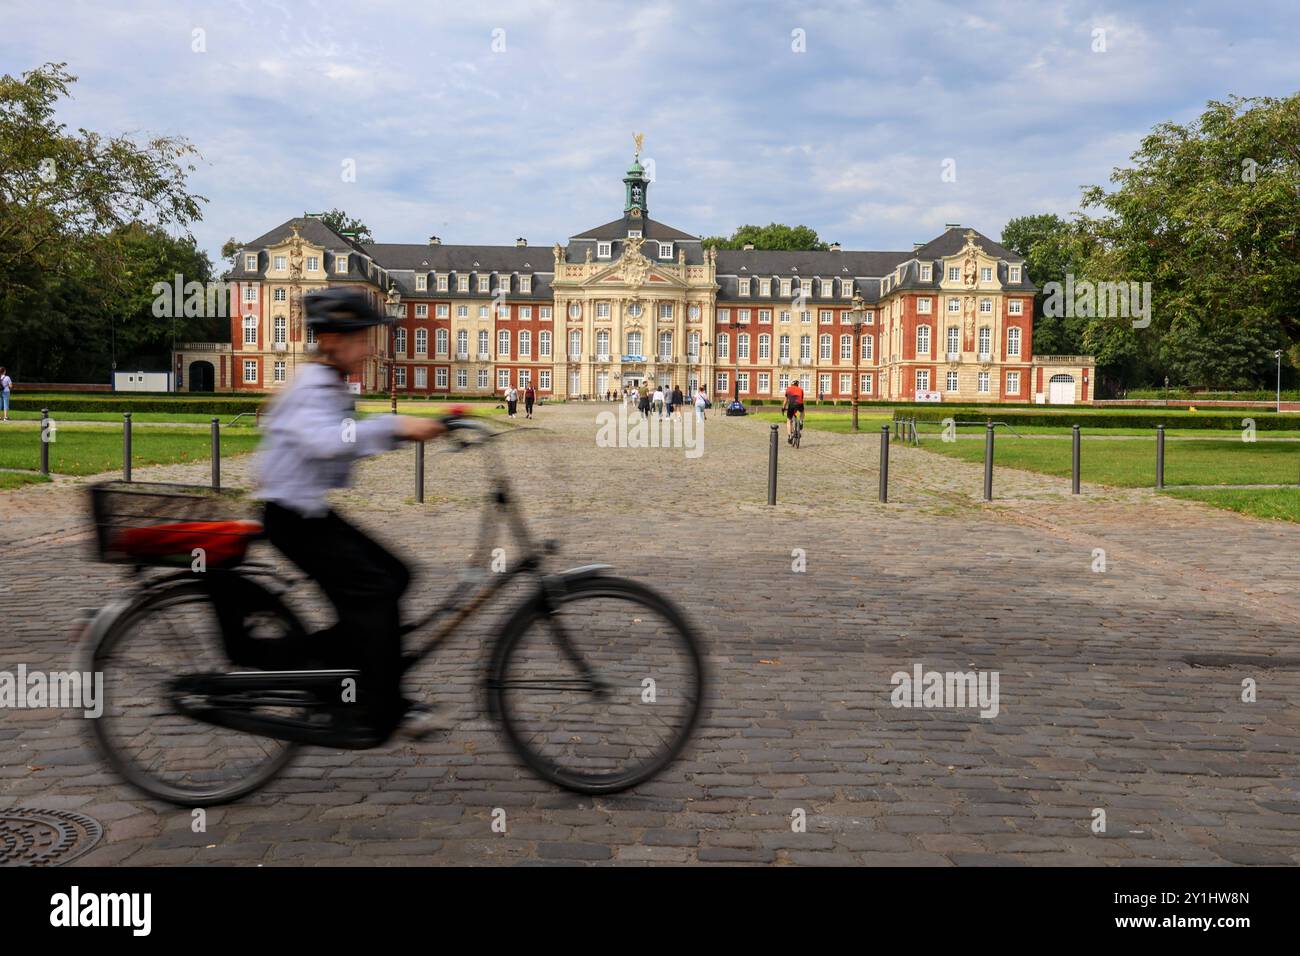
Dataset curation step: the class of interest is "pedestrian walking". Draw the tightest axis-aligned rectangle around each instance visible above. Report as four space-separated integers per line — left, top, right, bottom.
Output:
652 385 664 418
505 385 518 418
639 382 651 419
695 385 709 422
0 367 10 422
524 383 536 418
671 385 684 421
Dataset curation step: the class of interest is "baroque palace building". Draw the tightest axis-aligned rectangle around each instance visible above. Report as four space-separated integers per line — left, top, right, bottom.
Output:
177 152 1094 404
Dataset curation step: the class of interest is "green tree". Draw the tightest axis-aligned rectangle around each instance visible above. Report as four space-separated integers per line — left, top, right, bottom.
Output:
0 62 206 382
701 223 828 250
1001 213 1090 356
1074 93 1300 390
319 208 373 242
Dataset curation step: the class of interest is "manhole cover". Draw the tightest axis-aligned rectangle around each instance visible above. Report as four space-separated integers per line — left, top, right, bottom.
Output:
0 808 103 867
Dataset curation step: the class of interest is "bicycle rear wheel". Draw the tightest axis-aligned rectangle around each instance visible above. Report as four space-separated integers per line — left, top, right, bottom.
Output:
88 577 301 806
489 575 705 794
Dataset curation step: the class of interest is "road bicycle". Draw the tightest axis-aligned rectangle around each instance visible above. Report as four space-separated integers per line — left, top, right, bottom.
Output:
82 418 706 806
790 411 804 449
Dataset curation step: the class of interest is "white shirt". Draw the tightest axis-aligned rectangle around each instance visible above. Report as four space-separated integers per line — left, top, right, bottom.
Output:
652 389 663 402
256 362 400 517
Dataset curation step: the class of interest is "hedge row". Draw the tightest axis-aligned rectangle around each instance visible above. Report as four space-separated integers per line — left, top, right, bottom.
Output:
898 407 1300 430
11 395 265 415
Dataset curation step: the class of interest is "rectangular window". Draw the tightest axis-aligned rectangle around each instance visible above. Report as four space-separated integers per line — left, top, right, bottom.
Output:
948 298 960 313
415 304 428 318
820 280 833 297
978 327 991 358
978 371 990 393
540 306 552 320
759 279 771 296
498 274 510 293
597 301 610 318
436 273 448 291
539 370 551 390
415 275 427 291
273 361 286 383
779 335 790 360
915 369 929 392
499 368 511 389
948 266 960 281
1007 371 1020 394
415 328 428 355
477 369 489 388
818 373 831 395
243 360 258 383
458 275 470 292
738 278 751 296
457 305 468 318
436 367 448 388
274 315 286 345
737 335 749 360
520 306 531 319
758 309 771 323
861 373 873 394
273 255 286 270
499 330 511 357
820 309 832 324
840 278 853 297
737 372 749 393
456 368 467 388
414 366 427 388
981 267 992 282
980 299 993 314
1007 327 1021 357
335 256 348 273
1009 266 1021 283
519 275 531 293
597 242 612 258
244 254 257 271
394 367 407 388
436 304 448 318
658 242 672 259
738 309 751 324
917 297 931 314
659 303 673 320
1009 299 1023 316
946 370 958 392
478 275 490 293
716 372 728 393
758 372 770 393
839 373 851 393
920 265 931 281
947 326 960 357
916 325 930 356
243 286 257 303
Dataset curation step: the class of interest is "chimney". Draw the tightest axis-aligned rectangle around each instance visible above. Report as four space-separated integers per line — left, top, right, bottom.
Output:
913 242 924 251
829 242 841 252
516 237 527 247
742 243 755 251
944 222 960 231
428 235 441 246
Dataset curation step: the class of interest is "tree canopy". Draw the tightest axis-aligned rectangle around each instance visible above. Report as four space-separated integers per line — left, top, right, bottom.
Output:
0 62 209 382
702 223 828 251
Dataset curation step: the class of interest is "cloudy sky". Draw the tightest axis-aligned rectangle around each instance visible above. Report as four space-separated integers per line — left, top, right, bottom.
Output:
5 0 1299 262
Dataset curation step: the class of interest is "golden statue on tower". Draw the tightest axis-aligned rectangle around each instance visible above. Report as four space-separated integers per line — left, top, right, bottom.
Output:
633 132 644 160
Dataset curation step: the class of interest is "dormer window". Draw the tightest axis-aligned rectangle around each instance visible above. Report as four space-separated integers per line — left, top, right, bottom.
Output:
478 275 490 293
759 279 771 296
1009 266 1021 283
306 256 319 272
738 278 751 296
658 242 673 259
273 255 286 271
498 274 510 293
947 266 960 282
415 274 427 291
245 255 257 271
780 279 792 297
333 255 348 273
436 273 448 291
800 279 812 296
597 242 612 259
519 275 532 293
457 275 469 292
627 229 641 239
840 278 853 296
820 280 833 297
981 267 992 282
920 264 932 281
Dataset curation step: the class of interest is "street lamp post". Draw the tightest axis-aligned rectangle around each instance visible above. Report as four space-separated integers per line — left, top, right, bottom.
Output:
385 285 402 413
1276 349 1284 414
849 292 865 432
724 316 740 404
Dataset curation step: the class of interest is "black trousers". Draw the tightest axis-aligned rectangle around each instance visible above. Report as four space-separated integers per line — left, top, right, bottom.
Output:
262 502 410 731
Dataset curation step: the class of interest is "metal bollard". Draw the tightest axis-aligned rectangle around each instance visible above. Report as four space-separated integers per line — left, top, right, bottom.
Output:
415 440 425 503
1071 424 1080 494
1155 425 1165 489
767 425 778 505
123 412 132 482
984 422 994 501
40 407 50 476
879 424 890 503
211 417 221 490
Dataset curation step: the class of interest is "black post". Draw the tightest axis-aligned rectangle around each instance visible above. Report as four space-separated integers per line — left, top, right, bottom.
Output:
40 407 50 476
879 425 890 503
1071 424 1081 494
210 417 221 490
415 440 425 503
983 422 994 501
1155 425 1165 489
767 425 778 505
123 412 132 482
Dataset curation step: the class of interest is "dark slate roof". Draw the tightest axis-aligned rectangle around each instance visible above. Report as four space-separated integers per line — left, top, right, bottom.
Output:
229 216 379 284
913 227 1023 263
366 243 555 301
570 215 699 241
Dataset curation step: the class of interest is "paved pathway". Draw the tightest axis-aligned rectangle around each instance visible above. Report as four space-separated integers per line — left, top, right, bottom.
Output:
2 403 1299 866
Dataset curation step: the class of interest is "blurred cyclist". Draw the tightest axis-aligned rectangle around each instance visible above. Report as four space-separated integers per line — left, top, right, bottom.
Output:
255 287 447 742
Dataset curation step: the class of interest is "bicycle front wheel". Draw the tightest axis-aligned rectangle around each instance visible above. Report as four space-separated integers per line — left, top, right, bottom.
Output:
489 575 705 794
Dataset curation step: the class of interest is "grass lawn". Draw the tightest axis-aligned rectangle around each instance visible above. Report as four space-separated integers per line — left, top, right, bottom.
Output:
921 434 1300 487
5 409 260 426
752 410 894 433
0 471 52 489
1161 487 1300 522
356 400 509 418
0 424 261 476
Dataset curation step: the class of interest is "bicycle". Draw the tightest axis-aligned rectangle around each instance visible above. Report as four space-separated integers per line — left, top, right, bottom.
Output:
82 418 706 806
790 411 804 449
